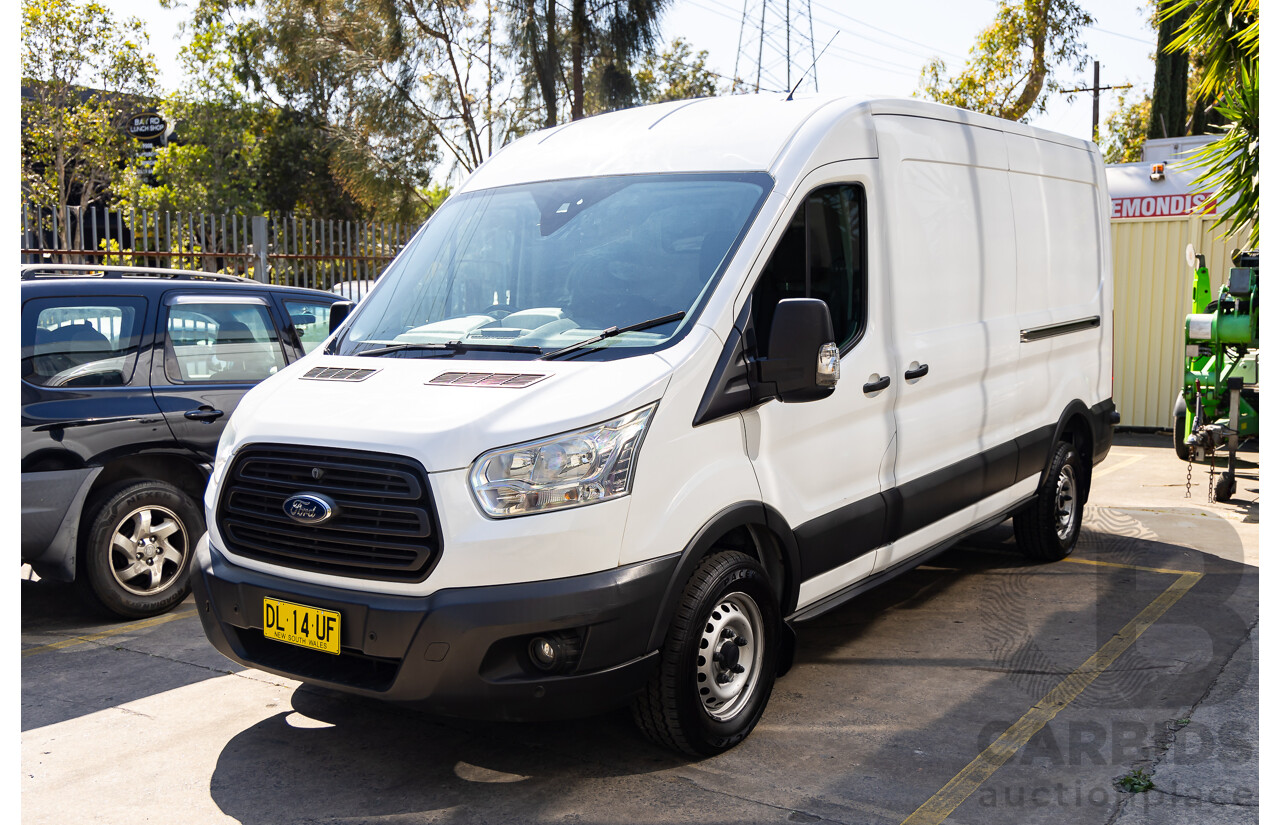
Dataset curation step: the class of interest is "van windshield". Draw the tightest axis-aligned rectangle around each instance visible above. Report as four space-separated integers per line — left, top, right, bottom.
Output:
335 173 772 359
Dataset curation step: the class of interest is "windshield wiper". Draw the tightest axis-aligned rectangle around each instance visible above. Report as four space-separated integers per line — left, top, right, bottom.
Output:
539 311 686 361
355 341 543 357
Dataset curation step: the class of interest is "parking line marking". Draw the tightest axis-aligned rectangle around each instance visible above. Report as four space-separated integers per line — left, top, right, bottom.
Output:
1091 454 1144 480
1061 556 1198 577
898 567 1203 825
21 608 197 658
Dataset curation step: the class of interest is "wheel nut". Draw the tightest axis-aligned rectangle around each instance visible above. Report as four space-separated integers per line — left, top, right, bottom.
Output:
734 637 747 647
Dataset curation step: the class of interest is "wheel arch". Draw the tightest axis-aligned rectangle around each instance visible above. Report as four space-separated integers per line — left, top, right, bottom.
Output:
82 453 209 524
1046 401 1096 504
645 502 800 660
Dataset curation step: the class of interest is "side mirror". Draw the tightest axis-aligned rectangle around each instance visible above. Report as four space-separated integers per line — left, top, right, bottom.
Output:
754 298 839 402
328 301 355 335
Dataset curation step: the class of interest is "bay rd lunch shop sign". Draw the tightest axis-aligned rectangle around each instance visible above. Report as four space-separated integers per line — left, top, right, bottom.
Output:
124 111 168 177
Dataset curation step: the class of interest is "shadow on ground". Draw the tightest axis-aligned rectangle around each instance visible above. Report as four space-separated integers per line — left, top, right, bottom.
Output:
207 509 1257 825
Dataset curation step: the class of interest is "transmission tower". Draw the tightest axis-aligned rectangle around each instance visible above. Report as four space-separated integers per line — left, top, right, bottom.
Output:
732 0 819 95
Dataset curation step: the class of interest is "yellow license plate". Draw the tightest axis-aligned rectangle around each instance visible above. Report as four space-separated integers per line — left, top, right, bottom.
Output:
263 598 341 655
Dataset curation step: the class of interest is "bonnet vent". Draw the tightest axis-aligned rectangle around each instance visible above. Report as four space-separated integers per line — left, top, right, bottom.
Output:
429 372 549 388
301 366 379 382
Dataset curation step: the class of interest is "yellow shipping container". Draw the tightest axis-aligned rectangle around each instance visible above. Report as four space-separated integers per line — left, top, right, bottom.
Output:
1110 214 1252 428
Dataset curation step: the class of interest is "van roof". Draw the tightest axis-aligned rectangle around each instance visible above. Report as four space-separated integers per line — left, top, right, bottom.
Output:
459 94 1097 193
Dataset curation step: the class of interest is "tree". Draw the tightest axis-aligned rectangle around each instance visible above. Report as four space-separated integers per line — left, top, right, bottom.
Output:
184 0 532 207
630 38 721 106
21 0 158 247
1101 90 1151 163
918 0 1092 122
1160 0 1258 246
1148 1 1189 138
509 0 672 124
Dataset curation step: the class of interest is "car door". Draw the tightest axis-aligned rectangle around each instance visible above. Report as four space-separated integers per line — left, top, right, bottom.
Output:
741 165 899 610
150 292 291 462
21 291 170 556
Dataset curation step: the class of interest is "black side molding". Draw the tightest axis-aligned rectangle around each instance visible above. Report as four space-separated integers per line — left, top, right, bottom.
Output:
1020 316 1100 343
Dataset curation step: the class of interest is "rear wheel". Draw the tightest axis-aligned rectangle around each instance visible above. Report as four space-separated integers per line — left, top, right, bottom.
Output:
77 480 201 619
632 551 779 756
1013 442 1084 561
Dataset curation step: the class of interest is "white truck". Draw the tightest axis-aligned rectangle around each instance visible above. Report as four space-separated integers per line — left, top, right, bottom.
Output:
193 94 1117 755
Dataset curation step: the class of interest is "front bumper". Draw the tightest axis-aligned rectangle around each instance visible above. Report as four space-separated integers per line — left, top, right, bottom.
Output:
193 539 679 720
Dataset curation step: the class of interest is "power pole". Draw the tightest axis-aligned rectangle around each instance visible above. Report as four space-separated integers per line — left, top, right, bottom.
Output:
1059 60 1133 143
733 0 818 94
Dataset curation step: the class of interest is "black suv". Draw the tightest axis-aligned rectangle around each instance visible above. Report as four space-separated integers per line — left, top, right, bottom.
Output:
21 265 348 618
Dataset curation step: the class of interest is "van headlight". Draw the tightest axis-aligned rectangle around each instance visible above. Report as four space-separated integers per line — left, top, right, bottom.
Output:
469 404 656 517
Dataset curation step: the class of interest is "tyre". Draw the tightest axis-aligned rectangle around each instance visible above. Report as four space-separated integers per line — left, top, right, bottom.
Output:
1173 394 1190 462
1213 472 1236 502
77 480 202 619
632 551 780 756
1013 441 1084 561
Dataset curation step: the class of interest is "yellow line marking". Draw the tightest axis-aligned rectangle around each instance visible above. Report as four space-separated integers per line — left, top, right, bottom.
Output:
22 608 197 658
899 568 1203 825
1091 454 1144 479
1060 556 1199 577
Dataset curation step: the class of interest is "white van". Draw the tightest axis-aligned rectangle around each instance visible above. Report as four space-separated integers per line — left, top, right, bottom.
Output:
193 95 1117 755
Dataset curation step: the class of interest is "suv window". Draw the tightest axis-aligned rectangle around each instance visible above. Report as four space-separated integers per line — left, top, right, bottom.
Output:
283 300 332 355
164 299 287 383
751 183 866 356
21 297 146 387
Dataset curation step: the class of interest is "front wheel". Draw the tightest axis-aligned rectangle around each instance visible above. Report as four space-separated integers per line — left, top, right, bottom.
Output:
1013 442 1084 561
77 480 202 619
632 551 780 756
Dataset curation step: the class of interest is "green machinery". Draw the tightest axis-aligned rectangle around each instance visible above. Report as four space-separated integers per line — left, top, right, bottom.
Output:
1174 247 1259 501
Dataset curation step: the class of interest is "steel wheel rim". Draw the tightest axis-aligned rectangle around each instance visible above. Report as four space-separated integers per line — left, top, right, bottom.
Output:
695 591 765 722
1054 464 1077 541
109 504 187 596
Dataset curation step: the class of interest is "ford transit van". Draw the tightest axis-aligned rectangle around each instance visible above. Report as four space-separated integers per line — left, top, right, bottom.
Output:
193 95 1117 755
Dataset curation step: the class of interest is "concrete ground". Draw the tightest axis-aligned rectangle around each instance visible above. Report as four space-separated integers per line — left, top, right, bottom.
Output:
21 432 1258 824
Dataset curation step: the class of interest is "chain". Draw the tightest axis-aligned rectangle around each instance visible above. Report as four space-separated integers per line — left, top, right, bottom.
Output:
1185 456 1194 499
1206 445 1217 503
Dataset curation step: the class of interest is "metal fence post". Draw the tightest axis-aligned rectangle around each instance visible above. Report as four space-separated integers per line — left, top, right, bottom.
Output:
251 215 269 282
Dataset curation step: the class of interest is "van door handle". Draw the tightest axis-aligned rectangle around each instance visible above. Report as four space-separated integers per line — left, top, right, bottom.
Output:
184 407 225 422
863 375 891 394
905 363 930 380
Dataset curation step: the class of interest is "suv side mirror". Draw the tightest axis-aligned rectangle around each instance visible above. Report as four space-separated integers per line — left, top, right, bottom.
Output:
754 298 839 402
328 301 355 335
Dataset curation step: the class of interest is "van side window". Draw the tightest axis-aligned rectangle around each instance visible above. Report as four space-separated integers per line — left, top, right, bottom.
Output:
751 183 865 356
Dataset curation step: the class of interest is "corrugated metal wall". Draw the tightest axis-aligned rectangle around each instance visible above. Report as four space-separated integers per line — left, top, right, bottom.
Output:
1111 215 1252 427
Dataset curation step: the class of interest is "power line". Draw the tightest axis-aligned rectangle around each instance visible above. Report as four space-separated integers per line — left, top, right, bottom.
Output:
809 0 965 60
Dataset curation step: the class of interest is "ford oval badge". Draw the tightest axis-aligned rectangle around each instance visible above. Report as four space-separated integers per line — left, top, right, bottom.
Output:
283 493 336 525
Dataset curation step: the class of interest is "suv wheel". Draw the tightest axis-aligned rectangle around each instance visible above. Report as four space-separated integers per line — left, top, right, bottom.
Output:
78 481 202 619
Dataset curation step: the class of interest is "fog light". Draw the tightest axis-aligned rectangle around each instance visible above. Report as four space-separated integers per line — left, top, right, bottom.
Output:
526 631 583 674
529 636 559 670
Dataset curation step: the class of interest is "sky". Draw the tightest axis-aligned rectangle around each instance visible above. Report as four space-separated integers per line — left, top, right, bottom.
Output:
96 0 1159 145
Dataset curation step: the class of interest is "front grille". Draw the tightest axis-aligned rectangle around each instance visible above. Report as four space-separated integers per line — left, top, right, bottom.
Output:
217 445 439 581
